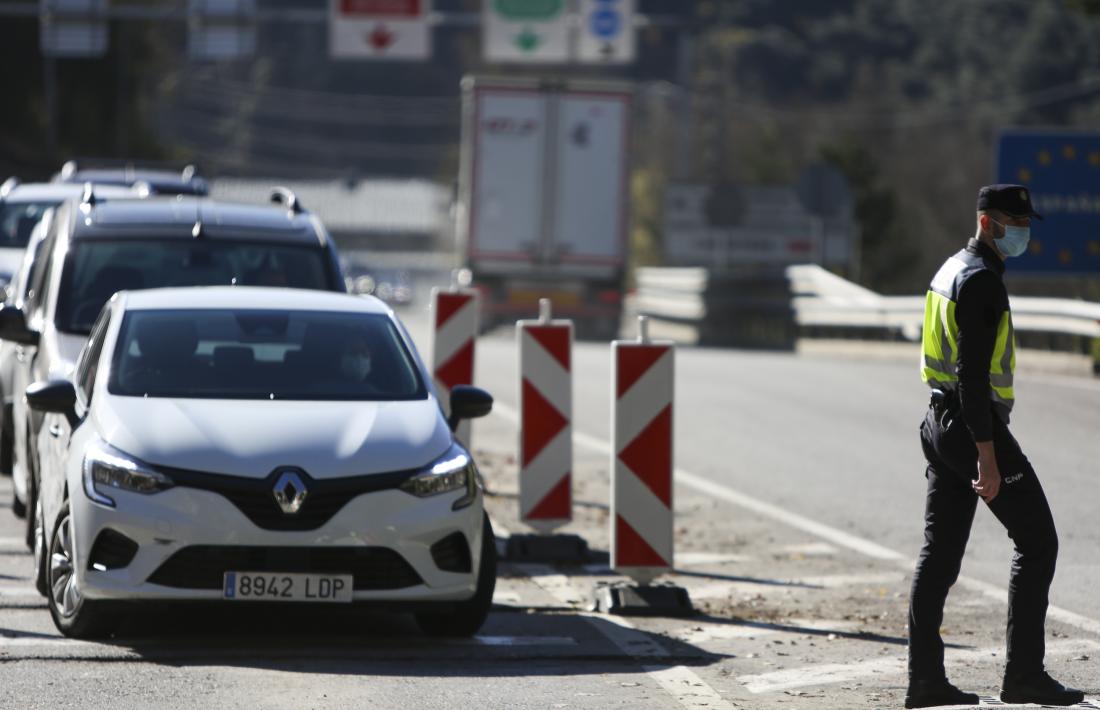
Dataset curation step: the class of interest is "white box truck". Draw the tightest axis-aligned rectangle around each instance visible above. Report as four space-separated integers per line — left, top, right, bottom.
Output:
456 76 632 337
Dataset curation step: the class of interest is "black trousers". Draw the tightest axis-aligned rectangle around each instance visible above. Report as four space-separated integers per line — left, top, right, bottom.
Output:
908 403 1059 681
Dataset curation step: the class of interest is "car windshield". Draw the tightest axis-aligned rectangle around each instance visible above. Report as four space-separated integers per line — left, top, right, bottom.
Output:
57 240 333 334
0 201 57 249
109 309 426 401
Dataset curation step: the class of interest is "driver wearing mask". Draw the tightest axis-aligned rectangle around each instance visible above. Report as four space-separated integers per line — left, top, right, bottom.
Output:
339 333 376 392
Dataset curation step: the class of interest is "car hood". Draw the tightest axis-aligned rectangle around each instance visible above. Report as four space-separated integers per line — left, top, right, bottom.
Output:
95 396 453 479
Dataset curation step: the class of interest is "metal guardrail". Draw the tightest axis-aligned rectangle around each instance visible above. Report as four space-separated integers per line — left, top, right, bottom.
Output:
788 264 1100 340
634 265 1100 354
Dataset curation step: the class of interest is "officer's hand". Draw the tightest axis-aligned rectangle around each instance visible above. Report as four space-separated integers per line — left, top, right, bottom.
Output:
974 442 1001 502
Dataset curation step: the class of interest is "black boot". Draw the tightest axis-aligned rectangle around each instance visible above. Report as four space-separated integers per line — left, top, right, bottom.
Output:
904 678 980 708
1001 670 1085 706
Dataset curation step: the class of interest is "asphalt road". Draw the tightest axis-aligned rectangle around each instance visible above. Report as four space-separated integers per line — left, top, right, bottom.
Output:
0 290 1094 709
466 329 1100 626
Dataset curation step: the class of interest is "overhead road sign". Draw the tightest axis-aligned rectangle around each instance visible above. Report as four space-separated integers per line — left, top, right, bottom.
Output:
39 0 109 58
577 0 635 64
997 129 1100 274
188 0 256 61
330 0 432 61
484 0 571 63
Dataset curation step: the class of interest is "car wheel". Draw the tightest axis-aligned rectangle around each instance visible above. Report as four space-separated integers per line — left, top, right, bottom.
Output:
46 502 116 639
0 416 12 476
23 476 36 548
33 495 48 597
415 513 497 638
11 488 26 518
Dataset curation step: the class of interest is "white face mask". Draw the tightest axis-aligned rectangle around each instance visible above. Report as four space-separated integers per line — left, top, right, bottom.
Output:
992 219 1031 258
340 353 371 380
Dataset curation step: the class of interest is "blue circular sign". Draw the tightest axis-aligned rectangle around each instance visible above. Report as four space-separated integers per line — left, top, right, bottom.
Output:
590 8 621 39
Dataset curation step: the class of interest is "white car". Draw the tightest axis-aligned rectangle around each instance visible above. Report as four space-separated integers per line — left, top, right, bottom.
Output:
27 286 495 639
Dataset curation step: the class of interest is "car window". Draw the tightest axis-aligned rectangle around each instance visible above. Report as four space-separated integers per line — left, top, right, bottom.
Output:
12 222 53 306
56 240 333 335
25 205 63 320
109 309 427 401
75 306 111 406
0 201 57 249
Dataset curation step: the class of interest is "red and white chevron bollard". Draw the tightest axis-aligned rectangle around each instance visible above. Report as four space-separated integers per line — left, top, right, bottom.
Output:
430 286 479 446
611 316 674 583
517 299 573 532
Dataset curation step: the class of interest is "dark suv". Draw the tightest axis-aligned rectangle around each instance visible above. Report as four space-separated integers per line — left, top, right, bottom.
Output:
0 187 345 592
52 160 209 196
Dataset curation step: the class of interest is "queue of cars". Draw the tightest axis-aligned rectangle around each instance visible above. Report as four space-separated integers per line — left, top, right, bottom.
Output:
0 164 497 639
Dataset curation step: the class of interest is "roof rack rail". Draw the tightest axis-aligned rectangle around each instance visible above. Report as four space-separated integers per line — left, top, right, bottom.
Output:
181 164 198 181
81 181 99 206
0 177 18 198
270 186 304 214
59 160 79 180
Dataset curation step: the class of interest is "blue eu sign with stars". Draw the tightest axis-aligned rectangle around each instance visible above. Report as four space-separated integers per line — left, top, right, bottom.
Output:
996 129 1100 273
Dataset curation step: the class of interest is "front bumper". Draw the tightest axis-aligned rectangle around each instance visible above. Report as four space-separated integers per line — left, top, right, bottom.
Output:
70 482 484 603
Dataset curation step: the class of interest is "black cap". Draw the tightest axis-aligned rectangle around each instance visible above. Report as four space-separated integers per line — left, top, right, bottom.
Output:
976 184 1043 220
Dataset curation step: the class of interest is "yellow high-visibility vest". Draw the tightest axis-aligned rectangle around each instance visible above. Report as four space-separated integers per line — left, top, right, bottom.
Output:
920 248 1015 417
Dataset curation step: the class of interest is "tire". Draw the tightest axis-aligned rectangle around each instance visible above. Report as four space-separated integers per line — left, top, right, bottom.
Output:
11 488 26 518
415 513 497 638
0 415 12 477
46 502 117 639
32 495 48 597
23 475 35 549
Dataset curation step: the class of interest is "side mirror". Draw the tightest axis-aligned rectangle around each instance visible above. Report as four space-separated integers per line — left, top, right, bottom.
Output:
448 385 493 431
26 380 77 420
0 304 38 346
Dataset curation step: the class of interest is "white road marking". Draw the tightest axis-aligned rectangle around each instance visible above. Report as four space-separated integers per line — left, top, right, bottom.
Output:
0 586 39 598
685 572 903 601
502 552 737 709
0 536 25 548
775 542 839 557
464 636 577 647
492 404 1100 640
0 635 92 648
672 468 906 562
644 665 737 709
675 618 861 645
739 638 1100 694
675 552 754 566
0 634 576 650
794 572 905 589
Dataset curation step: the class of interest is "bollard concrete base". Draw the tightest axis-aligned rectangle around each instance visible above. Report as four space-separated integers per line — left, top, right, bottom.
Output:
504 534 590 564
591 581 695 617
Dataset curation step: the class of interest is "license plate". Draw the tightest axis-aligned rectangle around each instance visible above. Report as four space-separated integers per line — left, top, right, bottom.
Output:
223 572 353 603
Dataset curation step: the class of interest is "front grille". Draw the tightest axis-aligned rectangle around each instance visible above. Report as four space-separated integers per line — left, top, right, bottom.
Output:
147 545 423 590
157 465 420 531
430 532 471 573
88 529 139 571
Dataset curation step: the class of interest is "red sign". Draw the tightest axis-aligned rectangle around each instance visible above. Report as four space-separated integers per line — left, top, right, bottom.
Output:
340 0 420 16
369 25 395 49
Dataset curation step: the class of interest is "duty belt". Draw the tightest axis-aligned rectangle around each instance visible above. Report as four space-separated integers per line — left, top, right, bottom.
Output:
929 388 959 428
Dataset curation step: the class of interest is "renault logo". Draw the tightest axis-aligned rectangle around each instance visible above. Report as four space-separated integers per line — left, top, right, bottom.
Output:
273 470 308 515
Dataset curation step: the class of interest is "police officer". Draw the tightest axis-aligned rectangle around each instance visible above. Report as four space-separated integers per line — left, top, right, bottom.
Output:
905 185 1084 708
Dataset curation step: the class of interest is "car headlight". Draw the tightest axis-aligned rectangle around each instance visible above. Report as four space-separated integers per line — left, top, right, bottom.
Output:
82 441 174 508
400 442 480 510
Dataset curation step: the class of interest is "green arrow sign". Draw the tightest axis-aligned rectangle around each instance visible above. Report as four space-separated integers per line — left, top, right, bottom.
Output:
493 0 564 20
514 27 542 52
